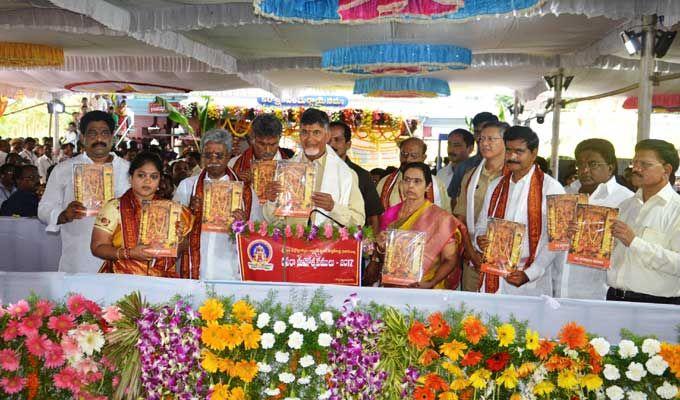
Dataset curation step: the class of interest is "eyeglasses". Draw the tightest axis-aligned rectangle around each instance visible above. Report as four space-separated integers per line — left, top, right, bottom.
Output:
203 152 226 160
400 151 423 159
576 161 609 171
478 136 503 143
631 159 662 170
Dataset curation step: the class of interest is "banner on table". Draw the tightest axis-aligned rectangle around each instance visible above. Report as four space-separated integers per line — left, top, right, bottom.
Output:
236 233 361 286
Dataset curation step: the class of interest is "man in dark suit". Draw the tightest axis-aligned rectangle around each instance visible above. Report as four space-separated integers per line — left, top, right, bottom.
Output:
0 165 40 217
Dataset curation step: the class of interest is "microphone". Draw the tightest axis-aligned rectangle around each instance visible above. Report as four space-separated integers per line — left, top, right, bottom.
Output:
307 208 345 228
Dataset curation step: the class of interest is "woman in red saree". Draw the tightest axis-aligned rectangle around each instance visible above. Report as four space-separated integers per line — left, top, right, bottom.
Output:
375 162 465 288
91 152 193 277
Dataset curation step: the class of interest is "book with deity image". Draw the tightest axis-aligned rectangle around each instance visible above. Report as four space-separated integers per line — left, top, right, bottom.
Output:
252 160 277 205
480 218 525 277
73 164 114 216
567 204 618 269
139 200 183 257
381 230 426 286
274 161 316 218
547 193 589 251
202 180 244 233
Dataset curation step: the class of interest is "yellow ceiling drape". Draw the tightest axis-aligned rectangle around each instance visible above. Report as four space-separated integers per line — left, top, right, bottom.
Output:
0 42 64 67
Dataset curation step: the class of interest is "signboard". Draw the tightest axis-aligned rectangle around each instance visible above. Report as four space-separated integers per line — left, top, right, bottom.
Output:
257 96 349 108
148 101 180 114
236 233 361 286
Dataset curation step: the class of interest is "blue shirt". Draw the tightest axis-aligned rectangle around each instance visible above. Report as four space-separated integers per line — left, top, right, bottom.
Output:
0 189 39 217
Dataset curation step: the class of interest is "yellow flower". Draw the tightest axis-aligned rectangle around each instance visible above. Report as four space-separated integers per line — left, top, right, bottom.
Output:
533 381 555 396
509 394 522 400
525 329 539 351
202 321 228 351
580 373 603 391
439 340 468 361
201 349 219 373
468 368 491 390
232 300 256 323
557 370 578 389
229 387 245 400
517 362 536 378
199 298 225 322
210 382 229 400
218 358 236 375
439 392 458 400
441 362 463 377
496 365 519 389
239 323 261 350
235 360 259 383
496 324 516 347
223 323 244 350
449 378 469 391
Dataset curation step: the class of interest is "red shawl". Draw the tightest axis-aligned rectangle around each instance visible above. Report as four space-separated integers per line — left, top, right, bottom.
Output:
379 170 434 211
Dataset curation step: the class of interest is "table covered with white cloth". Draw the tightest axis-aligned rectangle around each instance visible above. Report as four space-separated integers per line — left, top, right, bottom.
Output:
0 217 60 272
0 271 677 342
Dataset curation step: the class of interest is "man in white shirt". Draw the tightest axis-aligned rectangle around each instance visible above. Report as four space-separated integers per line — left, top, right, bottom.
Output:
93 94 108 112
476 126 565 296
559 139 633 300
0 139 9 165
36 143 56 184
38 111 130 273
439 128 474 191
607 139 680 305
19 138 38 166
174 129 246 281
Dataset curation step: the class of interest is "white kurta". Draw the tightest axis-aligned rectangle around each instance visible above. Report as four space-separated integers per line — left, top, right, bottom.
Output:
173 173 241 281
38 153 130 273
228 151 284 222
19 149 38 166
475 166 565 296
438 163 455 192
558 177 633 300
37 155 56 184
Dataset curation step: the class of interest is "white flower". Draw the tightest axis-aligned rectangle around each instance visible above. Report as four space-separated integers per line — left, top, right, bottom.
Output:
625 362 647 382
318 390 332 400
261 333 276 349
257 362 272 373
645 355 668 376
279 372 295 384
298 376 311 385
606 386 625 400
76 329 105 356
627 391 647 400
288 331 304 349
305 316 318 332
289 312 307 329
590 337 611 356
256 313 271 329
565 349 579 359
299 354 315 368
284 398 300 400
264 388 281 396
319 311 334 326
275 351 290 363
603 364 621 381
315 363 330 376
641 338 661 356
317 333 332 347
273 321 287 334
618 340 639 359
656 382 679 399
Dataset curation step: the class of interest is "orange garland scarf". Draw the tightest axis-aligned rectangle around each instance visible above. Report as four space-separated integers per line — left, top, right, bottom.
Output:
483 167 544 293
379 170 434 211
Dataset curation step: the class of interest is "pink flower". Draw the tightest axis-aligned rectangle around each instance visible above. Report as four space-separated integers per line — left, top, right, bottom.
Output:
0 306 6 318
284 225 293 238
112 375 120 386
33 299 54 318
2 320 20 341
53 367 81 393
48 314 75 335
84 370 103 384
100 356 115 372
44 342 65 368
339 227 350 240
295 224 305 239
324 224 334 239
258 221 268 236
248 220 256 233
74 358 99 375
18 314 43 337
25 333 50 357
0 375 26 394
67 295 87 317
101 306 122 324
83 300 102 317
61 335 81 360
0 349 19 372
7 300 29 319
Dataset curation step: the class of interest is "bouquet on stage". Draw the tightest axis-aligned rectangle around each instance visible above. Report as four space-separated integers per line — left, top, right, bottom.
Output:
73 163 114 216
202 180 244 233
381 230 425 286
568 204 618 268
253 160 277 204
274 161 316 218
480 218 525 277
139 200 183 257
547 193 588 250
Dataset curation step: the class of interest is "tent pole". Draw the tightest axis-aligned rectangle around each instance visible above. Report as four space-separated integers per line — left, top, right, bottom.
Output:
513 90 520 125
550 69 563 178
51 94 60 158
637 14 656 142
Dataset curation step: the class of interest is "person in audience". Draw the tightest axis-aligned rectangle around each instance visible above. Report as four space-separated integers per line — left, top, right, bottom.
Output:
561 164 578 187
262 108 365 227
108 105 119 128
229 114 292 221
0 165 39 217
19 138 38 165
158 173 175 200
535 156 553 177
329 121 383 233
5 153 25 166
377 137 451 212
607 139 680 305
36 143 55 184
475 126 565 296
64 122 79 149
10 138 24 154
91 152 192 277
0 139 9 165
59 142 75 162
171 159 191 187
454 121 509 292
369 168 386 187
0 164 16 205
374 162 464 289
621 166 638 192
186 151 202 176
439 128 474 197
174 129 246 280
38 111 130 273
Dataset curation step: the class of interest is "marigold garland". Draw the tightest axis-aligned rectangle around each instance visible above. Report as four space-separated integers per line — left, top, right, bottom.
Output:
0 42 64 67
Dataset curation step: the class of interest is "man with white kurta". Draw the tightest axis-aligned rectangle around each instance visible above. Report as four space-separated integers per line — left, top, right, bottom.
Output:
377 137 451 212
38 111 130 273
174 129 246 280
559 139 632 300
475 126 564 296
228 114 291 221
262 108 365 227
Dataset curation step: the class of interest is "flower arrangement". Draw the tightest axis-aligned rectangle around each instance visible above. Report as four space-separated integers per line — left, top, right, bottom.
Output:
231 220 371 243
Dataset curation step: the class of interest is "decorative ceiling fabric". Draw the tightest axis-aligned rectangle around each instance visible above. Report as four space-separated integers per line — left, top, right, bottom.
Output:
622 94 680 110
0 42 64 68
353 76 450 97
337 0 465 21
64 80 191 93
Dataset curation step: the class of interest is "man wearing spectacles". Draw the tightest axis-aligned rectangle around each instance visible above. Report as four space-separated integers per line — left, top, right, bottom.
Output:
1 165 40 217
38 111 130 273
559 139 633 300
606 139 680 305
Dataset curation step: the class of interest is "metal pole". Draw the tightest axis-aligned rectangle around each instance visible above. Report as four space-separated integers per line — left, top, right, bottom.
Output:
550 69 563 178
637 14 657 142
513 90 520 125
51 95 61 158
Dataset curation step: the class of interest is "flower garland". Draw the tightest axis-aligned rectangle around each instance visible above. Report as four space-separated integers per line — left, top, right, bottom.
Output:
0 42 64 67
231 220 370 243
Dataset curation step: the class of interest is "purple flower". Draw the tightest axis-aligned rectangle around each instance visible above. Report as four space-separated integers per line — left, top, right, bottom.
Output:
272 227 282 241
231 220 246 234
307 225 319 241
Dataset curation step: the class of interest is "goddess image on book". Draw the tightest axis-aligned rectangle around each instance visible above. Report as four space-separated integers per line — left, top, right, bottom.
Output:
253 160 277 205
382 230 426 286
74 164 114 216
202 181 243 233
547 194 588 251
274 161 315 218
481 218 525 277
568 204 618 268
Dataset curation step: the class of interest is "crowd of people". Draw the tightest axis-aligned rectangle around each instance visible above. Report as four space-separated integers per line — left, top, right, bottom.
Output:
1 107 678 306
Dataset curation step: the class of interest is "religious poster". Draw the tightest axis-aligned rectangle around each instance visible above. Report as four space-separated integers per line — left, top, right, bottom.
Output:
567 204 618 269
73 164 114 216
253 160 277 204
547 193 589 251
381 230 426 286
202 181 244 233
274 161 316 218
139 200 183 257
480 218 525 277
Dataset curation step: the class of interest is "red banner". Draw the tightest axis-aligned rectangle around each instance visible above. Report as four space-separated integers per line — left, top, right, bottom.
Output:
236 233 361 286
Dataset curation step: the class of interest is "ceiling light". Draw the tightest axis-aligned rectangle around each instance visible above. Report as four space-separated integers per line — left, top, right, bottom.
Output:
620 30 641 55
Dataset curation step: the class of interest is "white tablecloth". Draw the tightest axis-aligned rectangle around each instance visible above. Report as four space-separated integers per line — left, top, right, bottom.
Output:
0 272 677 342
0 217 61 272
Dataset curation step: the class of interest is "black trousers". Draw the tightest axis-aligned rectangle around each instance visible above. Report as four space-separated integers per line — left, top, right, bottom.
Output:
607 287 680 305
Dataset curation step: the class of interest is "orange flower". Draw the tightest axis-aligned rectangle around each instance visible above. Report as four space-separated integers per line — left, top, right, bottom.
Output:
423 373 448 392
419 349 440 366
413 386 435 400
587 344 603 374
461 316 487 345
533 339 556 360
660 342 680 379
409 321 432 349
459 387 474 400
545 355 574 372
427 313 451 339
558 322 587 349
460 350 483 367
